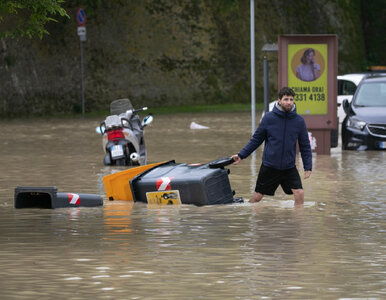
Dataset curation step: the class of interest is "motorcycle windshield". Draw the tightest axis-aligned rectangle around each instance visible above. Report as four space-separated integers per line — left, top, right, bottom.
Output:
110 98 134 115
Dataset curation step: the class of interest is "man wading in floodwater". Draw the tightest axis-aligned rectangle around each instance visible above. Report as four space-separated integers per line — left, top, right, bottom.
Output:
231 87 312 206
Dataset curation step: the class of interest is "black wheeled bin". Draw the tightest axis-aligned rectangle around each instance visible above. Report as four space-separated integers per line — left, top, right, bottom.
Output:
130 161 235 206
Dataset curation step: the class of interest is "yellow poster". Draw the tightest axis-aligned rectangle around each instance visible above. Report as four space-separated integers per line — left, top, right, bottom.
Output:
146 190 181 205
288 44 328 115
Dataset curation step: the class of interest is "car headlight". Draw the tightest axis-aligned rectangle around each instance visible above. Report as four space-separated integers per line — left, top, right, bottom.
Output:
347 118 367 130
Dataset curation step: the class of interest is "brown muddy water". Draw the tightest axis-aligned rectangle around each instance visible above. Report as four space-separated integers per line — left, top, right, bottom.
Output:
0 112 385 299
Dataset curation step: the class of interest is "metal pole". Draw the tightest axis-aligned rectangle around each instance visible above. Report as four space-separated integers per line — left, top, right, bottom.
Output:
263 56 269 113
80 40 85 117
250 0 255 134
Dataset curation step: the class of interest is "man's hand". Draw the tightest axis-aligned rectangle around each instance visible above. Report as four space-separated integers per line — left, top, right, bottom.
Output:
231 154 241 165
304 170 312 179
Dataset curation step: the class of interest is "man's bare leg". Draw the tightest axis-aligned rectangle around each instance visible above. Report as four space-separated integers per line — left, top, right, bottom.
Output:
292 189 304 206
249 192 264 203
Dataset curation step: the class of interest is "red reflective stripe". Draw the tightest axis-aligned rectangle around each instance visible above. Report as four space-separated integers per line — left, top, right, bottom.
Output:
68 193 80 205
156 177 172 191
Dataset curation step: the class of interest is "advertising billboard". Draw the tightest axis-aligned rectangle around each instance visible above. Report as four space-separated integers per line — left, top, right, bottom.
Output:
288 43 328 115
278 35 338 154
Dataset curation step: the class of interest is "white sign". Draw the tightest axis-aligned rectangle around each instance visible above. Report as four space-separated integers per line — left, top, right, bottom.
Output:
77 26 87 41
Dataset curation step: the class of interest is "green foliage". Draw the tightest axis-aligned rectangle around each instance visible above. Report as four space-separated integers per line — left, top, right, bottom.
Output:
215 0 239 13
66 0 101 16
360 0 386 66
0 0 69 39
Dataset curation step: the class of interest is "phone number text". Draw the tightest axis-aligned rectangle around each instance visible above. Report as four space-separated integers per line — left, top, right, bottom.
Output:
295 93 326 101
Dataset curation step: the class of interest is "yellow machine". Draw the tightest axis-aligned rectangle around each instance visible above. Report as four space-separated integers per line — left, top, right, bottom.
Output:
103 161 165 201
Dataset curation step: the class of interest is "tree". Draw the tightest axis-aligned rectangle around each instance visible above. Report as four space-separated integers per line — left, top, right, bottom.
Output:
361 0 386 66
0 0 69 39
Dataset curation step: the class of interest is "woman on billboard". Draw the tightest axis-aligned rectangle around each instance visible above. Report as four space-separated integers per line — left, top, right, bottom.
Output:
296 48 321 81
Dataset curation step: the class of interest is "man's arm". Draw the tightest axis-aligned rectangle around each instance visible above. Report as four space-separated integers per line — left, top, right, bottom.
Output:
237 116 267 160
304 170 312 179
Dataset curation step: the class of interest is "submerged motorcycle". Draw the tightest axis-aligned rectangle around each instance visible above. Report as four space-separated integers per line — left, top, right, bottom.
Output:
98 98 153 166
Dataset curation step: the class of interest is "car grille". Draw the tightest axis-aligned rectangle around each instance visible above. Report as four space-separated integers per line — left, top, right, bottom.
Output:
367 124 386 137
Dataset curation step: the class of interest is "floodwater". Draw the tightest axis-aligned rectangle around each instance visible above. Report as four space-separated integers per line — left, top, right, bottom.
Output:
0 112 385 299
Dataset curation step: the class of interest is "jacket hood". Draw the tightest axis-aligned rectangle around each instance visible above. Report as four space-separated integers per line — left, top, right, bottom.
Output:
273 102 297 119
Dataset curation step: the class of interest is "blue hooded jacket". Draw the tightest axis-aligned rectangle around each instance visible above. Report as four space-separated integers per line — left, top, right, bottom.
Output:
238 103 312 171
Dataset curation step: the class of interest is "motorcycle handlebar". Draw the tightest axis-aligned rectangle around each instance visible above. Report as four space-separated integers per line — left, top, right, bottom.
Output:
126 107 148 116
133 107 148 113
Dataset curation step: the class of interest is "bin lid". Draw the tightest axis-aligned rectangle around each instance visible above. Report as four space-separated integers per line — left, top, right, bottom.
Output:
208 157 234 168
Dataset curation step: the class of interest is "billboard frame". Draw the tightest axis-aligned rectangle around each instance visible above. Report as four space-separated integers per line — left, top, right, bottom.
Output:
278 34 338 154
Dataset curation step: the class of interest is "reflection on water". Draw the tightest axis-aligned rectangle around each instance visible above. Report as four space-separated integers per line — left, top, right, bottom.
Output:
0 113 385 298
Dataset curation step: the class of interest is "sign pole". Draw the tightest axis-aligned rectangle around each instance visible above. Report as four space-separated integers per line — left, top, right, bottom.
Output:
250 0 255 134
263 56 269 113
76 8 87 117
80 40 85 117
261 43 278 113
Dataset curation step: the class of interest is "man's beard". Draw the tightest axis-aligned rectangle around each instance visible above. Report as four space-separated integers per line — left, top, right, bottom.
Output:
279 102 293 112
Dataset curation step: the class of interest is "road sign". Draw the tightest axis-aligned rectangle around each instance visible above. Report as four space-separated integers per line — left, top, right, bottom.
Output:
77 26 87 41
77 26 86 36
76 8 87 26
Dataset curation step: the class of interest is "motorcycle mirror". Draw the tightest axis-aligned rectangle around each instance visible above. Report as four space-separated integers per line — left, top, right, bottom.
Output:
141 114 153 127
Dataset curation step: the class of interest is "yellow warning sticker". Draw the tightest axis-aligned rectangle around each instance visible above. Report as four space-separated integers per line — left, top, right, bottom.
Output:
146 190 181 205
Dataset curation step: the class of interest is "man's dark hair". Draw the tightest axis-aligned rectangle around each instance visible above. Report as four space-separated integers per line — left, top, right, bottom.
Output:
278 87 295 99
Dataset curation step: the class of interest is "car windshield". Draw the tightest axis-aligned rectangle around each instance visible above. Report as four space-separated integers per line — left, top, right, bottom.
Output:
354 82 386 107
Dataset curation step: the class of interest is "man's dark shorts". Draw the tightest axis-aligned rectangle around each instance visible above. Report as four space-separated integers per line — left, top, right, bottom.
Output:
255 164 303 195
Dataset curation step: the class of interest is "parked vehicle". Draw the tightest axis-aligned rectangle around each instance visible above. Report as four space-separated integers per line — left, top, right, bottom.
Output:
342 75 386 150
98 98 153 166
337 73 366 123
